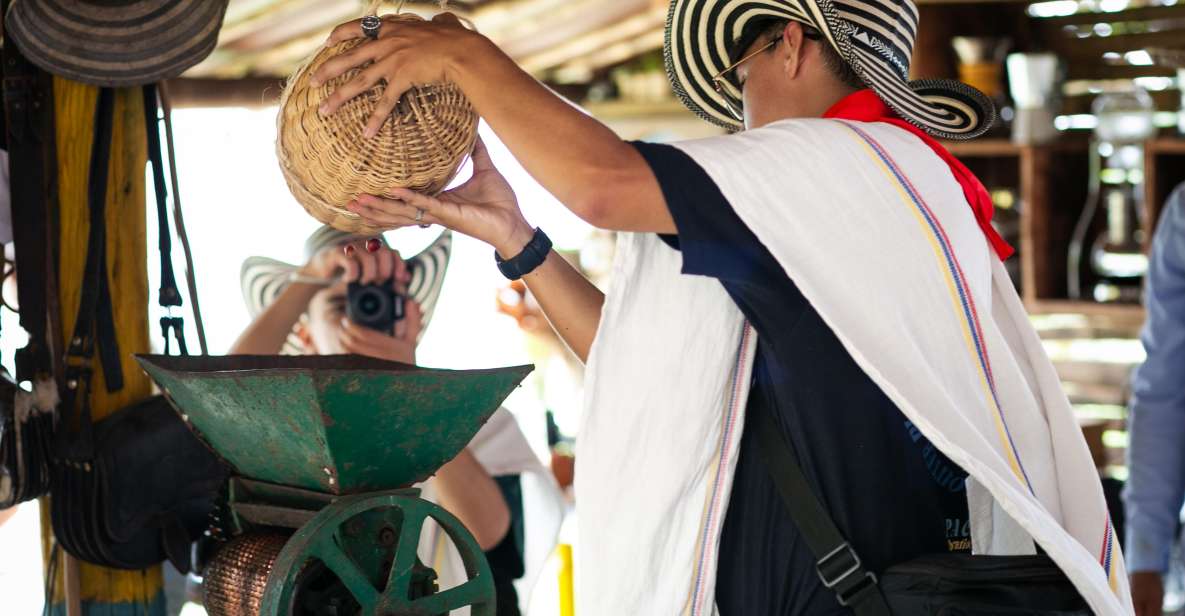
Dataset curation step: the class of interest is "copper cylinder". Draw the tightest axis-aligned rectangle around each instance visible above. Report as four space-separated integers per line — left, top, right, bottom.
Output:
203 533 289 616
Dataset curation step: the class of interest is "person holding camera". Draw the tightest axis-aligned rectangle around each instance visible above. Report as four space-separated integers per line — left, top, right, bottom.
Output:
231 226 555 616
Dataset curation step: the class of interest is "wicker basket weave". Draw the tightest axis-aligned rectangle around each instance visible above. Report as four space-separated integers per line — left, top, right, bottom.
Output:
277 19 478 235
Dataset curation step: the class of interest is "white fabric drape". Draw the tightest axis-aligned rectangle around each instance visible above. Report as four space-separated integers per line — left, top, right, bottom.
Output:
577 119 1131 615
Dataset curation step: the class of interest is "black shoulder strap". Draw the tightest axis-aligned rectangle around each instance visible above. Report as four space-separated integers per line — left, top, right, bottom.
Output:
3 11 59 383
142 84 188 355
752 402 892 615
58 88 125 460
142 84 181 309
68 87 124 392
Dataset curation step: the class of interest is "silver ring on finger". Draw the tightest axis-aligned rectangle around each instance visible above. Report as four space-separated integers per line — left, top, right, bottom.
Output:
361 15 382 40
415 208 430 229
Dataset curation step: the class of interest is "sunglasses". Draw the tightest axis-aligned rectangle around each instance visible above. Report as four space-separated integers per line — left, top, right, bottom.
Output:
711 27 823 120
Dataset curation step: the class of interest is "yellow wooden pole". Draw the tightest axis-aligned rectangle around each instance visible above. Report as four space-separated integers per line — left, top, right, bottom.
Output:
39 79 163 615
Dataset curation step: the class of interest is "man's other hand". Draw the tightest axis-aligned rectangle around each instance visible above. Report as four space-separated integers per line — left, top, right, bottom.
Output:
1132 571 1165 616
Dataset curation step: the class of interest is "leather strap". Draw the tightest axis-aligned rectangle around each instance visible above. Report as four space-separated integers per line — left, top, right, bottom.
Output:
59 88 125 461
2 13 59 383
142 84 189 355
157 82 207 354
142 85 181 309
753 400 892 615
71 88 124 392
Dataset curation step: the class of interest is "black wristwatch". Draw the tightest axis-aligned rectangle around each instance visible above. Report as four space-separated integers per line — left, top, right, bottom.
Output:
495 228 552 280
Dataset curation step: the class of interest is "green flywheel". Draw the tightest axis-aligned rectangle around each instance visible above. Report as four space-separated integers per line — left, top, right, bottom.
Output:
259 492 496 616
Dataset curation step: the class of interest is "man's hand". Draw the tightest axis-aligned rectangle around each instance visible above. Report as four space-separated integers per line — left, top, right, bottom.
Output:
1132 571 1165 616
311 12 489 138
339 298 423 364
347 137 535 257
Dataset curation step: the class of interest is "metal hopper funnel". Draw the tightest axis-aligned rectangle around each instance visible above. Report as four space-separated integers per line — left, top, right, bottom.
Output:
135 355 532 496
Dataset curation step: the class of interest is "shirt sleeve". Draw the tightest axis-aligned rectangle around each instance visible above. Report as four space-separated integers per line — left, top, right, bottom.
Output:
631 141 781 287
1125 183 1185 573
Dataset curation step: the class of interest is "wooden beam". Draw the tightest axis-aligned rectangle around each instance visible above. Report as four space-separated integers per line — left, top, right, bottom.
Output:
221 0 292 30
489 0 653 60
520 8 665 73
164 77 286 108
1065 63 1176 80
550 28 666 80
186 0 485 79
217 0 355 53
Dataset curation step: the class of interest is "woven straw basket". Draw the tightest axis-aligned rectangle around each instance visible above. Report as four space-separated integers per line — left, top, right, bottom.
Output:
277 16 478 235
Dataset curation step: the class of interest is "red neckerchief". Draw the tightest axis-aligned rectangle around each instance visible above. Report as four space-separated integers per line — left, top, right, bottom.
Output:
823 89 1014 260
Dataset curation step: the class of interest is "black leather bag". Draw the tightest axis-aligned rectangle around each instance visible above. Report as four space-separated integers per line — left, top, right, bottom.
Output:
0 371 55 508
880 553 1090 615
753 403 1090 615
51 395 227 572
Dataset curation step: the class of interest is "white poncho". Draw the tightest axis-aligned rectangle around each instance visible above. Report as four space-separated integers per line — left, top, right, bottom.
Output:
576 119 1132 615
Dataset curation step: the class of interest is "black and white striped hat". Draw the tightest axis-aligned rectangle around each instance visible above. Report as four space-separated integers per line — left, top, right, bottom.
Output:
241 227 452 354
665 0 996 139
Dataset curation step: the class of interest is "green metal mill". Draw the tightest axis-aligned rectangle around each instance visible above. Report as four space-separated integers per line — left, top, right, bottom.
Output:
136 354 533 616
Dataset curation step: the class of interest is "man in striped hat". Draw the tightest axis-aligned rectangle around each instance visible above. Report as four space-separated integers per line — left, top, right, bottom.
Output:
315 1 1131 614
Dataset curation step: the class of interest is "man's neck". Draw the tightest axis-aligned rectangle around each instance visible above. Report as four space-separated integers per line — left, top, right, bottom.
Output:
793 83 859 118
750 83 858 128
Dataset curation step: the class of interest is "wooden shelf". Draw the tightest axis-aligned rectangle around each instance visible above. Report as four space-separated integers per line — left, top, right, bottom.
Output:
1024 299 1145 322
944 139 1021 157
943 138 1090 157
1148 138 1185 155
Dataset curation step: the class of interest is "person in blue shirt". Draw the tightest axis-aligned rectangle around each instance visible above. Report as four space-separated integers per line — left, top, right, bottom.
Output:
1125 181 1185 616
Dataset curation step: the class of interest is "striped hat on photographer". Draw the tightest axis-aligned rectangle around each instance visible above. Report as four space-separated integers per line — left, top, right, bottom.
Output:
241 227 451 353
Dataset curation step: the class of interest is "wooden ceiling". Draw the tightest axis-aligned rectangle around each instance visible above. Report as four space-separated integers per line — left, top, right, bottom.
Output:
184 0 669 83
180 0 1184 117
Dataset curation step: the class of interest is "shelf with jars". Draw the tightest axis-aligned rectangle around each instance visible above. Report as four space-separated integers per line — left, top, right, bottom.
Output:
912 0 1185 325
940 126 1184 326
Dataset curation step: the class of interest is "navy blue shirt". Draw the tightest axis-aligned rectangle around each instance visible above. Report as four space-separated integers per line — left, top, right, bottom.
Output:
489 475 525 616
632 141 971 615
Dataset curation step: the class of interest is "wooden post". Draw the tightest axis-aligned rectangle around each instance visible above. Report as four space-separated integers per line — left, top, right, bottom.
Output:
39 79 163 615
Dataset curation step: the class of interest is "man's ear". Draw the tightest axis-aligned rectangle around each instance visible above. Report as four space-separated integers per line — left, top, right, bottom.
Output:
781 21 807 80
294 317 318 354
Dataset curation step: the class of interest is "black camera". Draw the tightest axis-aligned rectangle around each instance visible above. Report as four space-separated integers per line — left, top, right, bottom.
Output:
346 280 405 333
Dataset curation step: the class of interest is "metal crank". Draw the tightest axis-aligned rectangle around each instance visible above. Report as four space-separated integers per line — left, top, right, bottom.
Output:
258 491 496 616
